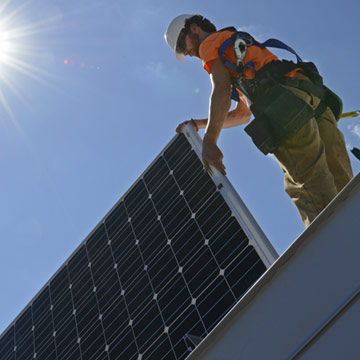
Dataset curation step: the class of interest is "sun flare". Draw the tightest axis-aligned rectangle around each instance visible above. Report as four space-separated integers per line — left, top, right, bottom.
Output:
0 23 16 70
0 0 60 124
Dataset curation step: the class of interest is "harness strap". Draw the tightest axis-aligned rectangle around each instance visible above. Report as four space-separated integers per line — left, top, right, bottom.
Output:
218 31 303 75
218 38 239 72
255 39 302 63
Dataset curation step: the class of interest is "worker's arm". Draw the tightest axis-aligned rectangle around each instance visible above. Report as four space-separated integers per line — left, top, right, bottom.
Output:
202 59 232 175
224 99 251 127
176 92 251 133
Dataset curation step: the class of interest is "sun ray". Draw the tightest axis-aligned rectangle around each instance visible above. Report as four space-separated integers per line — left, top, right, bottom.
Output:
0 69 32 110
0 0 12 16
0 87 22 131
1 55 57 89
0 0 65 125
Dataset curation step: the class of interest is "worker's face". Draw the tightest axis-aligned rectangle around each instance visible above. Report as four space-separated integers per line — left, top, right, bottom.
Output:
185 32 201 58
177 29 201 58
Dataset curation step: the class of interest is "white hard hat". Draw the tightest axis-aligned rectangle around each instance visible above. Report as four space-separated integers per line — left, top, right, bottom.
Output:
164 14 195 62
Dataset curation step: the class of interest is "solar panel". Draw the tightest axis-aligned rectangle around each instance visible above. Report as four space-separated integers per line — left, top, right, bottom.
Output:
0 124 278 360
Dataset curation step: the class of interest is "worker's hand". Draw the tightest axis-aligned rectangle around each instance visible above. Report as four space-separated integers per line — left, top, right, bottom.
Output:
202 138 226 175
176 119 198 134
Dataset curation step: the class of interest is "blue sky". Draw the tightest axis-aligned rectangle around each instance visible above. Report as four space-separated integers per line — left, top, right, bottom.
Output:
1 0 359 334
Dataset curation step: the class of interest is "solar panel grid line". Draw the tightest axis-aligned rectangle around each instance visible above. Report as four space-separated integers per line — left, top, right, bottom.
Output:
33 324 54 357
64 265 84 360
81 245 110 360
101 218 142 359
142 334 175 359
53 317 76 353
57 345 80 360
167 204 240 305
36 342 57 360
196 279 236 332
54 330 79 360
208 219 246 261
168 306 206 359
122 184 183 360
0 328 13 360
102 307 128 346
232 256 264 289
159 153 238 297
96 285 123 316
225 246 257 278
52 301 74 336
141 164 212 339
16 307 35 360
160 157 214 227
227 250 266 291
171 160 217 214
106 328 137 360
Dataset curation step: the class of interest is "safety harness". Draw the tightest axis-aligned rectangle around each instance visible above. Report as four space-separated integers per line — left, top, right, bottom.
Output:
218 28 343 154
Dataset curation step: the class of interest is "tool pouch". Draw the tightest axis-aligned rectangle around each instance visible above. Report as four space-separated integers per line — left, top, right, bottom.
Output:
244 84 314 154
323 85 343 121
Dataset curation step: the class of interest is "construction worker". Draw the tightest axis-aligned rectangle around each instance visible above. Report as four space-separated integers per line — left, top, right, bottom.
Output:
164 14 353 227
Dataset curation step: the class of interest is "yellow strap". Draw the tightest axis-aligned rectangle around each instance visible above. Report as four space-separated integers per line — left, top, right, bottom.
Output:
340 110 360 119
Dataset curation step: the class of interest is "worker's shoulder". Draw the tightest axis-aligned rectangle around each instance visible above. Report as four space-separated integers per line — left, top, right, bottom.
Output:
199 29 234 63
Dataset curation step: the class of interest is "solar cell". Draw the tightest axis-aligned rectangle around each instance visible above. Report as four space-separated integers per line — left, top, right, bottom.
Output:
0 124 278 360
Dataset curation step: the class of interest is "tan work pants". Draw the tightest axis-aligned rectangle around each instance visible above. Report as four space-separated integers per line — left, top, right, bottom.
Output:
273 74 353 227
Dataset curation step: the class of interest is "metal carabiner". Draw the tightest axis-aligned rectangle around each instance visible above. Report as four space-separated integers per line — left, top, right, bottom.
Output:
233 38 248 66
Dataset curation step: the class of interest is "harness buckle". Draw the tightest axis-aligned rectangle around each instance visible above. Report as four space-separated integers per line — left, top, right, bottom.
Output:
233 38 247 65
231 32 254 66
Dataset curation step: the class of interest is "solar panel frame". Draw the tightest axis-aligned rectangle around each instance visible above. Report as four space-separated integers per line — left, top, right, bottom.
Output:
0 124 278 360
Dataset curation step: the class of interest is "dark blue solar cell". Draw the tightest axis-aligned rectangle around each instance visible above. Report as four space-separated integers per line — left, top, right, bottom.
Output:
49 266 69 304
52 291 73 330
163 134 192 170
125 274 153 319
157 273 192 326
124 180 149 216
225 246 266 299
142 334 176 360
102 296 128 345
108 327 137 360
32 287 51 325
209 217 248 268
133 302 163 352
172 219 204 266
67 246 88 284
196 277 236 332
14 307 32 345
86 224 108 260
15 334 34 360
169 306 206 360
143 156 170 194
36 339 56 360
111 222 135 264
55 319 78 358
105 201 128 240
96 271 122 314
183 247 219 298
0 326 14 360
196 192 232 237
79 324 106 360
90 246 114 285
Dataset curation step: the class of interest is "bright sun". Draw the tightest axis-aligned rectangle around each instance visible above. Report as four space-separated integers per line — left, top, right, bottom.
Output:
0 23 15 68
0 0 60 123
